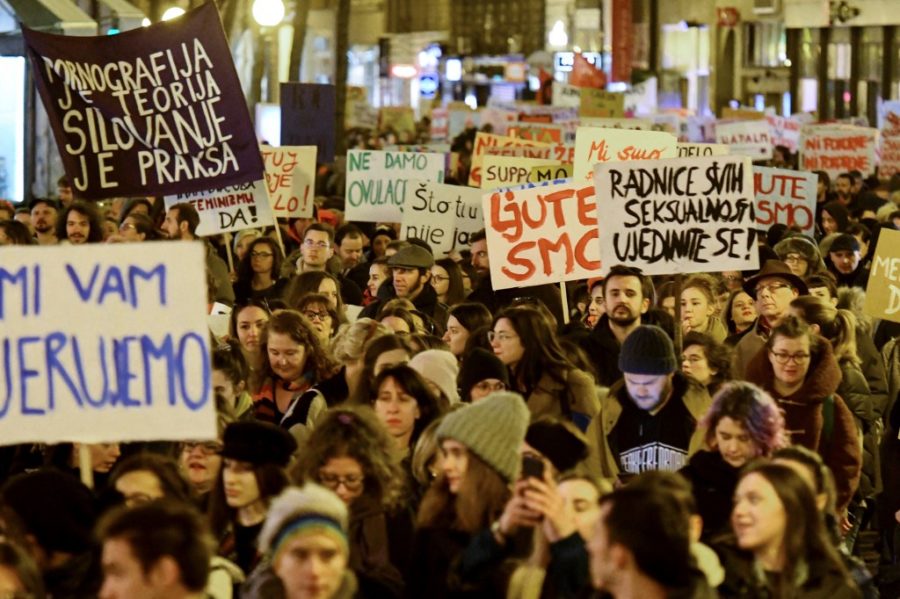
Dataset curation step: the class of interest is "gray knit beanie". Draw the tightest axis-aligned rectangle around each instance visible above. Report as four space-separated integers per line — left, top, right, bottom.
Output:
436 391 530 484
618 325 677 375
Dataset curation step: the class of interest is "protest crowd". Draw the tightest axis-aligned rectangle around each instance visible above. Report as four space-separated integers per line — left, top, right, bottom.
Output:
6 5 900 599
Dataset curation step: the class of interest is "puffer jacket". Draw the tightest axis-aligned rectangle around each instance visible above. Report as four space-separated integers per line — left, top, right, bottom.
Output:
837 359 877 498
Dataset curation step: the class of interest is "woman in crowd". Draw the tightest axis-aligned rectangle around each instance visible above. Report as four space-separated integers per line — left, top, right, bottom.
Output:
108 453 192 507
210 421 296 576
679 381 787 540
0 541 44 599
252 310 340 444
213 340 254 420
774 235 827 277
350 334 415 403
408 349 459 409
680 274 727 343
285 270 346 322
723 289 757 346
370 365 443 458
0 220 34 245
114 211 156 243
233 237 288 305
431 258 466 307
366 257 390 305
291 406 409 597
233 229 262 264
820 201 850 237
45 443 121 492
379 305 417 336
407 393 530 597
490 306 598 431
680 331 731 396
295 292 340 349
231 300 271 374
442 302 492 360
330 319 392 403
368 226 396 261
744 315 862 515
457 347 510 403
717 462 861 597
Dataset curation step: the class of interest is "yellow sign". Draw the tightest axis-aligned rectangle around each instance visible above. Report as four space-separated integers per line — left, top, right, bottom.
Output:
482 155 562 189
865 228 900 323
580 89 625 118
528 164 573 183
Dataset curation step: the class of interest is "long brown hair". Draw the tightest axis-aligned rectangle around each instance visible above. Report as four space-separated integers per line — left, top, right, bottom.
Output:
789 296 859 366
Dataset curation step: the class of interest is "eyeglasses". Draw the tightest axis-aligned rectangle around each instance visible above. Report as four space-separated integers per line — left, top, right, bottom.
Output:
487 331 518 343
181 441 223 455
754 283 791 297
318 471 364 491
783 254 807 264
304 239 330 249
303 310 331 322
769 351 810 365
473 380 506 393
250 251 274 259
431 275 449 283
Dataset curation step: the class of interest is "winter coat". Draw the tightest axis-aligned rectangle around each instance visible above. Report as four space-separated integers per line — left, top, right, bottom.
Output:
837 359 878 497
745 338 862 512
731 318 767 381
467 274 565 326
573 313 665 388
521 368 600 433
405 525 503 599
349 495 405 598
680 450 740 541
584 371 711 483
361 277 449 331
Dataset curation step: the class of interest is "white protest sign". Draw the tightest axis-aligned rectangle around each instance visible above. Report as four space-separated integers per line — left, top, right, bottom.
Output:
593 155 758 276
400 181 483 257
716 120 773 159
0 243 215 444
164 179 276 237
261 145 317 218
767 115 802 153
482 179 601 290
345 150 446 222
552 81 582 108
482 155 563 189
799 126 879 179
573 127 678 182
677 143 730 157
753 166 817 236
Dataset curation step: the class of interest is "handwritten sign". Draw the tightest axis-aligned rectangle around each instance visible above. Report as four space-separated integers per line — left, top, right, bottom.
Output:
0 243 215 444
865 229 900 323
881 135 900 178
281 83 336 163
593 155 758 275
767 115 801 153
430 107 449 140
552 81 582 108
716 120 773 159
573 127 677 182
400 181 483 257
485 144 575 164
800 126 879 179
164 179 276 237
261 145 317 218
482 155 562 190
580 89 625 118
379 106 416 142
677 143 730 158
345 150 445 222
468 133 551 187
722 107 766 120
483 180 601 290
753 167 817 235
22 3 263 200
529 164 573 182
508 123 564 144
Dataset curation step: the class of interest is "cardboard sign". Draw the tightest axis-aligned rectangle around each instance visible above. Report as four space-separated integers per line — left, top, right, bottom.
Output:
164 179 276 237
529 164 574 182
753 167 817 235
767 115 802 153
345 150 445 222
400 182 483 257
482 180 601 290
865 229 900 323
22 3 263 200
800 126 879 178
448 109 479 140
593 155 759 276
430 107 449 140
468 133 551 187
482 155 562 190
508 123 564 144
573 127 678 182
281 83 336 163
552 81 582 108
677 143 730 157
379 106 417 141
485 144 576 164
261 145 317 218
0 243 215 444
716 120 773 160
580 89 625 118
346 85 377 130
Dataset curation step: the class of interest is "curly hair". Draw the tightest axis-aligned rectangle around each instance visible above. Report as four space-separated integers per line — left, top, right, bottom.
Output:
330 318 391 365
700 381 788 456
56 200 104 243
290 405 407 511
259 310 339 384
296 293 340 337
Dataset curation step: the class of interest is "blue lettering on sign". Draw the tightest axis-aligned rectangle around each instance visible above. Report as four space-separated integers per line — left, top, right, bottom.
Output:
0 265 41 320
65 263 167 308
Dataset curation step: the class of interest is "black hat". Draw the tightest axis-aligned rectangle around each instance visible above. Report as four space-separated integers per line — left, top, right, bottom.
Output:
28 197 60 211
458 348 510 400
222 421 297 467
2 470 96 554
742 259 809 298
618 325 677 375
828 233 860 253
525 419 589 473
388 245 434 269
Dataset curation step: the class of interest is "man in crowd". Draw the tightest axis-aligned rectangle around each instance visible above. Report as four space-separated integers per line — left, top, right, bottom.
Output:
825 233 870 289
589 325 710 481
56 200 103 245
57 175 75 207
294 222 363 304
335 223 371 292
834 172 854 206
361 244 448 326
97 500 211 599
732 260 806 379
163 202 235 306
30 198 59 245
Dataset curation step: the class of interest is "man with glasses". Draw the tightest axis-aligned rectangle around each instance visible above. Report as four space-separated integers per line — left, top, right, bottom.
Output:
731 260 807 380
296 223 363 305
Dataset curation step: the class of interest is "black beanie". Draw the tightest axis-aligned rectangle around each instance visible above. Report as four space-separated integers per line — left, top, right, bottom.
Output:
2 470 96 554
458 348 510 400
222 421 297 467
618 325 676 375
525 419 589 473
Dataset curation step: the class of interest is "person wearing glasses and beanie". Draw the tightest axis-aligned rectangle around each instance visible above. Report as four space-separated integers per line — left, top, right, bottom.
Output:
731 260 808 380
744 315 862 517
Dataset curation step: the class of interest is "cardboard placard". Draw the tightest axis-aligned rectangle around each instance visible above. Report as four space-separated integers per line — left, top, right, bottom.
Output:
880 135 900 178
799 126 879 178
715 120 773 160
552 81 582 108
468 132 551 187
480 107 519 136
430 107 449 140
722 107 766 120
261 145 317 218
482 180 601 290
753 166 817 235
281 83 336 163
379 106 417 142
865 229 900 323
573 127 678 182
485 144 576 164
346 85 377 130
399 181 483 257
529 164 574 182
0 243 215 444
676 143 730 158
767 115 802 153
164 179 276 236
481 155 562 190
580 89 625 118
345 150 445 222
593 155 759 275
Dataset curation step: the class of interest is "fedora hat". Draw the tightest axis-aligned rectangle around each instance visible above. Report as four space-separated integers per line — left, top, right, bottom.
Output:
742 259 808 298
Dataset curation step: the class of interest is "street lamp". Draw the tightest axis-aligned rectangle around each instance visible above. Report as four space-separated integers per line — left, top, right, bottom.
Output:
252 0 285 27
161 7 186 21
252 0 285 104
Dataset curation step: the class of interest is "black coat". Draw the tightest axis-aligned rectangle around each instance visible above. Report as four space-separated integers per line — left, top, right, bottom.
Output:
680 450 740 542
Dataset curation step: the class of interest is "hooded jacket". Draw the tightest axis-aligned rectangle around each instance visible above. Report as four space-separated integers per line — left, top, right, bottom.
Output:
744 338 862 511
